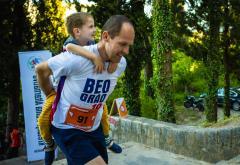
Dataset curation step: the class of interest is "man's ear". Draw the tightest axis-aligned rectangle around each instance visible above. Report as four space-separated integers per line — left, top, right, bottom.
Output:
102 31 110 41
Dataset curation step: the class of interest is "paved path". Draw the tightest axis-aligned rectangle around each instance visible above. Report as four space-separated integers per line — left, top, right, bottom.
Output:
1 142 240 165
52 142 239 165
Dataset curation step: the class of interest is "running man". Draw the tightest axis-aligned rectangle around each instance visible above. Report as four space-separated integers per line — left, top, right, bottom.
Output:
35 15 135 165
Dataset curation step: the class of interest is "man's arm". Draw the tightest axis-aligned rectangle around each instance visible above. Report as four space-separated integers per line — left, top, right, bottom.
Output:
35 61 54 96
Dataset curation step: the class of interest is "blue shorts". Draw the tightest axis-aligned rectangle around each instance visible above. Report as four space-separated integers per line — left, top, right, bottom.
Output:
51 125 108 165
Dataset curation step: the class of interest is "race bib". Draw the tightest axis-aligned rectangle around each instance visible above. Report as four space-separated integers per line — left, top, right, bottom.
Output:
64 105 100 131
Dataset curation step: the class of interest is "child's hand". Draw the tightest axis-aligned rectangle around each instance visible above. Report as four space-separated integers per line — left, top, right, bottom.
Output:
107 62 118 73
93 56 105 73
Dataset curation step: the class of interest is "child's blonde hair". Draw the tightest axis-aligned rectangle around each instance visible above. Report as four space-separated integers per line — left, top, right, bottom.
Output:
65 12 93 37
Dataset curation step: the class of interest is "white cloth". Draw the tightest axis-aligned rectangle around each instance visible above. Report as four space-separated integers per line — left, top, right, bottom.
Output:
48 44 126 131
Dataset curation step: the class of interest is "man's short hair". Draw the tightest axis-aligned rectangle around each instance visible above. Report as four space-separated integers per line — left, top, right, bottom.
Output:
102 15 133 39
65 12 93 37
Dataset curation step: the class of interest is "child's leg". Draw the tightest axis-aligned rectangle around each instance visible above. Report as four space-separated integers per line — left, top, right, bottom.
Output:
101 104 110 136
38 91 56 143
37 91 56 165
101 104 122 153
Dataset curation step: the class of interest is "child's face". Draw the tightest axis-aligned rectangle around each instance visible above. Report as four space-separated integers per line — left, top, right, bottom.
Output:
79 17 96 42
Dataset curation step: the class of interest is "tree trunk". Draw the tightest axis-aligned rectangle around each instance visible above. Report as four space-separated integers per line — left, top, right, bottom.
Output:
205 1 221 122
122 0 149 116
6 0 23 140
144 56 154 98
223 0 230 117
6 82 20 142
152 0 175 123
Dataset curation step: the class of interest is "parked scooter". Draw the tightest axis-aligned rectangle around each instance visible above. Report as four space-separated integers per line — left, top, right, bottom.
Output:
184 95 204 112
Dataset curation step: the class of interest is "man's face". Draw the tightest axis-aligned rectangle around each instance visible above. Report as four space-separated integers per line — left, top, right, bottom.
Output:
105 23 135 63
75 17 96 42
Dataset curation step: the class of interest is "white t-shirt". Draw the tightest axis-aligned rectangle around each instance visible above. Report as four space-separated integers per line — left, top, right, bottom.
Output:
48 44 126 131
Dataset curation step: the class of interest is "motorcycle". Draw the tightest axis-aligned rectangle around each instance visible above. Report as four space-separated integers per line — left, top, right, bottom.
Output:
183 95 205 112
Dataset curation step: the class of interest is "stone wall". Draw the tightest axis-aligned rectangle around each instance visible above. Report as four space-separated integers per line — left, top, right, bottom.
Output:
110 115 240 163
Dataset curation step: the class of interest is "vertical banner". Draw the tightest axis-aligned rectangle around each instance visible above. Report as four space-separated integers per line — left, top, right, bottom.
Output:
18 51 52 162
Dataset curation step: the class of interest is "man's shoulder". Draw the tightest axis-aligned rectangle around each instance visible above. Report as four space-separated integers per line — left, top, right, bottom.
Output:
50 51 89 64
63 51 90 62
119 56 127 67
114 57 127 76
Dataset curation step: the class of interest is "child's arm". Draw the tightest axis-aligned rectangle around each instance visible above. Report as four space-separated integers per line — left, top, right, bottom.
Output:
66 43 104 73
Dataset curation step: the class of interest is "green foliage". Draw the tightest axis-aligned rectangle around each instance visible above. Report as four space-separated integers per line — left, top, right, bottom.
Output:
173 50 207 96
31 0 67 54
140 87 157 120
190 79 207 94
225 0 240 80
106 76 124 111
88 0 125 27
218 74 240 88
122 71 142 116
174 93 185 105
173 50 194 92
173 50 207 105
0 0 32 130
0 0 31 96
141 96 157 120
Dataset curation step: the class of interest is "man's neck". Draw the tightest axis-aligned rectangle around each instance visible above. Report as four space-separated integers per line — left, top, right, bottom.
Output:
97 41 109 61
